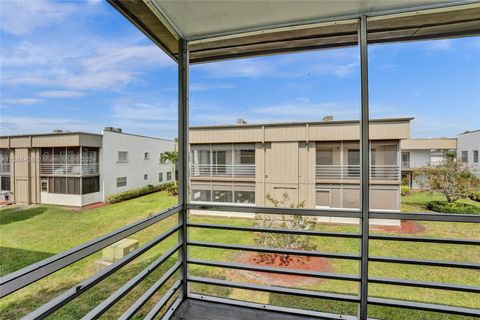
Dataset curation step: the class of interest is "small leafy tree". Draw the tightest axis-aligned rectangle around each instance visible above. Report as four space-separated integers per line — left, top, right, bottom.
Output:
416 159 480 203
254 193 317 266
160 151 178 187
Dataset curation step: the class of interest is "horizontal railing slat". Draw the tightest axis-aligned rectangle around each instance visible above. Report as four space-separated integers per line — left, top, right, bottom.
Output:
119 262 182 320
369 211 480 223
188 241 361 260
369 256 480 270
188 258 360 282
368 297 480 317
82 243 182 319
188 276 360 302
0 205 181 298
159 296 183 320
21 224 182 320
144 280 182 320
369 277 480 293
369 234 480 245
187 222 362 238
187 203 362 218
188 294 357 320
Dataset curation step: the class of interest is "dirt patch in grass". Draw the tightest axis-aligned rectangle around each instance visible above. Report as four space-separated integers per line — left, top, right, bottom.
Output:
373 220 425 234
230 252 331 286
80 202 108 210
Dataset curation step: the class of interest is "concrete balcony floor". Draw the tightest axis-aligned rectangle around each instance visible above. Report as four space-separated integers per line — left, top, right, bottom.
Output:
171 299 318 320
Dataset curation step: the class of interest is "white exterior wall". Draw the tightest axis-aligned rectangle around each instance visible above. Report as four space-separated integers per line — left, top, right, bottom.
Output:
100 131 175 200
405 149 431 168
457 131 480 178
41 192 82 206
403 150 438 189
40 192 103 206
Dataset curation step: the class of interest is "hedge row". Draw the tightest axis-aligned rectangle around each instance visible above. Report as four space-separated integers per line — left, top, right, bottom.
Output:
469 191 480 202
107 183 174 204
426 201 480 214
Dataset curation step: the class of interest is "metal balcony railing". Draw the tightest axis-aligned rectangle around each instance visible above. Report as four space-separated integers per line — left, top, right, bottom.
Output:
39 163 99 175
316 165 400 181
0 163 10 174
1 196 479 319
0 205 184 319
190 164 255 177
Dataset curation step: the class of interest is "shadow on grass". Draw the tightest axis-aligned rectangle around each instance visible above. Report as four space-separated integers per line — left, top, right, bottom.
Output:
0 278 77 319
0 247 54 276
0 206 47 225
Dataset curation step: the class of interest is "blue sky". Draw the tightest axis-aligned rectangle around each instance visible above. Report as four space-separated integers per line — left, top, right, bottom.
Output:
1 0 479 140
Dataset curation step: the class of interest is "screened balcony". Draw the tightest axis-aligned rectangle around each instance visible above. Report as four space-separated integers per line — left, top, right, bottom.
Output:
190 144 256 178
0 163 10 175
316 142 400 182
39 147 100 176
0 150 10 174
1 2 479 320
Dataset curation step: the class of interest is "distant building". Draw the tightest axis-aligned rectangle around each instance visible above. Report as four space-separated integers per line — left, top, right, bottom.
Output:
400 138 457 188
189 117 413 214
0 128 175 206
457 130 480 178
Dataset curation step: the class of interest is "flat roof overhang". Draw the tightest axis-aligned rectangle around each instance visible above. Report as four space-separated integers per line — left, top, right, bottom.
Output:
108 0 480 63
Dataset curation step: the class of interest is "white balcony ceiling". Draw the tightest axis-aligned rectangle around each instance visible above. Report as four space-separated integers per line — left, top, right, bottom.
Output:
109 0 480 62
151 0 467 39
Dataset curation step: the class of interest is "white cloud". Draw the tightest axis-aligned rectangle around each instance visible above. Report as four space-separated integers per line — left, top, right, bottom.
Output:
190 100 359 126
0 42 53 67
0 0 78 35
38 90 86 98
311 61 359 77
428 39 452 51
2 98 43 105
194 49 359 79
0 116 95 135
411 116 469 138
111 102 177 121
250 102 359 120
108 100 178 139
195 59 279 78
2 42 175 90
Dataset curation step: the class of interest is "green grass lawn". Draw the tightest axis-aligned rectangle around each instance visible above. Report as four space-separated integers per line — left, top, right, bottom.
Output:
1 191 479 319
0 192 179 319
401 190 480 213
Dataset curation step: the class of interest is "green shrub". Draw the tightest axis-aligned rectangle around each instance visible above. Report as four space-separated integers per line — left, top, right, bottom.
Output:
106 183 174 204
469 190 480 202
400 185 410 196
426 201 480 214
165 184 178 196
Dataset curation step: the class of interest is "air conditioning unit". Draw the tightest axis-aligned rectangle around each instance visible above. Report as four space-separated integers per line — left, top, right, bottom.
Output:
0 191 12 201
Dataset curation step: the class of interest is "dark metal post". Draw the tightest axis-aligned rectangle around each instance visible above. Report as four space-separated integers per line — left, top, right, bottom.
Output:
178 38 189 298
359 15 370 320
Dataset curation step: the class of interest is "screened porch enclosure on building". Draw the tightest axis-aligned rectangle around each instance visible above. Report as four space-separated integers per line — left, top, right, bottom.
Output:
1 1 479 319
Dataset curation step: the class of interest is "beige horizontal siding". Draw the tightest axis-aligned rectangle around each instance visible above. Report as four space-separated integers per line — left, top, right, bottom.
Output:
401 138 456 150
190 119 411 143
0 133 102 148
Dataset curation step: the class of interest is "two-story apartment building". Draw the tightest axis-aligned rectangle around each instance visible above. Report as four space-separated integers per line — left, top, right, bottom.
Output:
0 128 175 206
457 130 480 178
189 117 412 213
400 138 457 188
